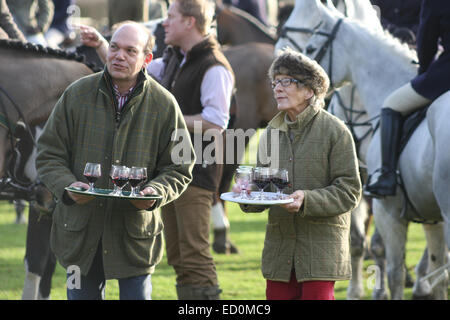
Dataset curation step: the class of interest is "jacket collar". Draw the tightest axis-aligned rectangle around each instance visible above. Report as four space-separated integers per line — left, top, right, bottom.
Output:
101 66 148 97
169 35 218 64
269 102 321 132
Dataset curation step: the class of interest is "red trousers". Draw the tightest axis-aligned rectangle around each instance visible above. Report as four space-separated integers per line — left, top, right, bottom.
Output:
266 270 335 300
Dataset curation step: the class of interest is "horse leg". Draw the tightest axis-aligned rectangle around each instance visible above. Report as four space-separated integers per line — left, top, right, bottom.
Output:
369 226 388 300
14 199 27 224
38 251 57 300
419 222 448 299
372 200 408 299
22 205 54 300
22 258 41 300
412 247 431 298
347 198 368 299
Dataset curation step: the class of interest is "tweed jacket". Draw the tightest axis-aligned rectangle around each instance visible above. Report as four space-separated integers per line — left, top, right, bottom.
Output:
257 103 361 283
36 69 195 279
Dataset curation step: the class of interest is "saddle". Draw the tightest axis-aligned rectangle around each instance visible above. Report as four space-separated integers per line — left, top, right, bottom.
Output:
396 104 439 224
399 104 429 155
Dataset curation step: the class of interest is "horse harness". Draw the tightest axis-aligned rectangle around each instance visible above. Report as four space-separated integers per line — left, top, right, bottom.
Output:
0 84 41 202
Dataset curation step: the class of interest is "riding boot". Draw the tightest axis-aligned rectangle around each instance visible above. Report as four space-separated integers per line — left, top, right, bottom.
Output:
176 284 222 300
365 108 403 197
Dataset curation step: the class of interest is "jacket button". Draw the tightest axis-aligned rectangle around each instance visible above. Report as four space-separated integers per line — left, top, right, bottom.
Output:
115 160 120 164
64 223 67 228
104 250 108 255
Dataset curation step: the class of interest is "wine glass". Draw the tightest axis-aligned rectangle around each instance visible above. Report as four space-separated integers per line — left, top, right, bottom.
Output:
252 167 271 200
272 168 289 199
129 167 146 197
109 165 130 196
136 167 147 193
83 162 101 193
234 167 252 199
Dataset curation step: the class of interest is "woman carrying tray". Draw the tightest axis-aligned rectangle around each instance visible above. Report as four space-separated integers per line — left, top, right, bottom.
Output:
234 48 361 300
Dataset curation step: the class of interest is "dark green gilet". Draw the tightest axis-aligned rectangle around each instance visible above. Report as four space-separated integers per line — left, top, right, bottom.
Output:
160 36 233 191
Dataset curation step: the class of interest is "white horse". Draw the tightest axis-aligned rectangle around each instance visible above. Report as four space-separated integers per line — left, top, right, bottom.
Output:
282 0 387 300
324 0 383 300
276 0 449 300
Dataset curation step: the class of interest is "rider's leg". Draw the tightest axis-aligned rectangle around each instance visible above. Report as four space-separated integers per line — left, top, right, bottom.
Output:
365 83 430 197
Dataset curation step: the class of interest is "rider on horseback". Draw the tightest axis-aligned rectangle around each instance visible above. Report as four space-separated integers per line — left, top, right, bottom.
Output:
365 0 450 198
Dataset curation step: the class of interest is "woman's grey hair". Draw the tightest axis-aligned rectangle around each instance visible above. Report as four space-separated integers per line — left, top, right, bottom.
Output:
269 47 330 105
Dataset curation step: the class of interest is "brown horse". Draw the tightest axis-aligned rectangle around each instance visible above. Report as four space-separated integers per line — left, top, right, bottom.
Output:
215 4 277 46
0 39 95 299
0 40 95 180
214 6 279 202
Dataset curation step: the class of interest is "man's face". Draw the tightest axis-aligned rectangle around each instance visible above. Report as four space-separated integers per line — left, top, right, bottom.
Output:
106 25 149 83
162 1 190 47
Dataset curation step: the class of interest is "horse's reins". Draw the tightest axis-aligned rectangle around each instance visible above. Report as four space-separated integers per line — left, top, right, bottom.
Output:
327 87 378 160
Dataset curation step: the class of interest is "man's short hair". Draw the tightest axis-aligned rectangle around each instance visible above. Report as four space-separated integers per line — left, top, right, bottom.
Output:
175 0 214 35
111 20 155 54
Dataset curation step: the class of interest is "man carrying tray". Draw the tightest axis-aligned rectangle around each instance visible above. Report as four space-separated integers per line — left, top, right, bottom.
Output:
36 22 195 300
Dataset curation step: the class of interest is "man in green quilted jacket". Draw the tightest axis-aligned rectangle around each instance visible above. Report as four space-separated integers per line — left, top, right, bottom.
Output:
36 22 195 300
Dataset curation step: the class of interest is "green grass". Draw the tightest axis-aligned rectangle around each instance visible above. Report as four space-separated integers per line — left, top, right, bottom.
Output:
0 198 435 300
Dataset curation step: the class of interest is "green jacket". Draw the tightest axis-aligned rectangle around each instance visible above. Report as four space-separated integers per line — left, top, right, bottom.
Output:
36 69 195 279
257 102 361 283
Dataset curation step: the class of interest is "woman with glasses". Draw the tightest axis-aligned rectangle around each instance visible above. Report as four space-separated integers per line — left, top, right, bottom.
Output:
236 48 362 300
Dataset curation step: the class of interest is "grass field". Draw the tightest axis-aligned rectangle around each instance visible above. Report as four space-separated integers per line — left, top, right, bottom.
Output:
0 198 433 300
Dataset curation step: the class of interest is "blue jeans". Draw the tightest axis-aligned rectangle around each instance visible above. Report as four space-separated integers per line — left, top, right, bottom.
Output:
66 244 152 300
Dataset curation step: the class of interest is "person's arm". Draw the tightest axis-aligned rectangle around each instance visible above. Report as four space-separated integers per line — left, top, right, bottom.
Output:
36 0 54 33
291 128 361 217
36 90 92 205
0 0 26 41
184 65 234 133
132 95 195 211
416 0 440 74
78 24 109 64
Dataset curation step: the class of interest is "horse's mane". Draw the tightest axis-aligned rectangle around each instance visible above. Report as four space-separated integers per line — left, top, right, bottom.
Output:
341 16 418 62
225 5 277 42
0 39 102 72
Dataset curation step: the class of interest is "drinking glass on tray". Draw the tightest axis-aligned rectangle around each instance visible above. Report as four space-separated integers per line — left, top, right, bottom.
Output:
272 168 289 199
129 166 147 197
252 167 272 200
109 165 130 196
234 167 252 199
83 162 101 193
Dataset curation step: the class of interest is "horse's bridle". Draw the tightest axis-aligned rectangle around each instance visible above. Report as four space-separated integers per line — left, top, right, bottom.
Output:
279 18 343 83
0 85 39 201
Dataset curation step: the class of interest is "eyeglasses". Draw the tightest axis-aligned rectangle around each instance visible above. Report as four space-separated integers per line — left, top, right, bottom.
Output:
271 78 300 89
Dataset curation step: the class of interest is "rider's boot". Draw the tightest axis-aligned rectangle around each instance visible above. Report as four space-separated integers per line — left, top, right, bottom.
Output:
365 108 403 198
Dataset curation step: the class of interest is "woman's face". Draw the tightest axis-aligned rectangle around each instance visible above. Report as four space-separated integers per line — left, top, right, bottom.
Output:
272 75 314 117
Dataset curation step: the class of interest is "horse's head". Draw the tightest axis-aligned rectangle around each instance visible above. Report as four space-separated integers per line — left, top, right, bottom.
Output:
275 0 350 88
